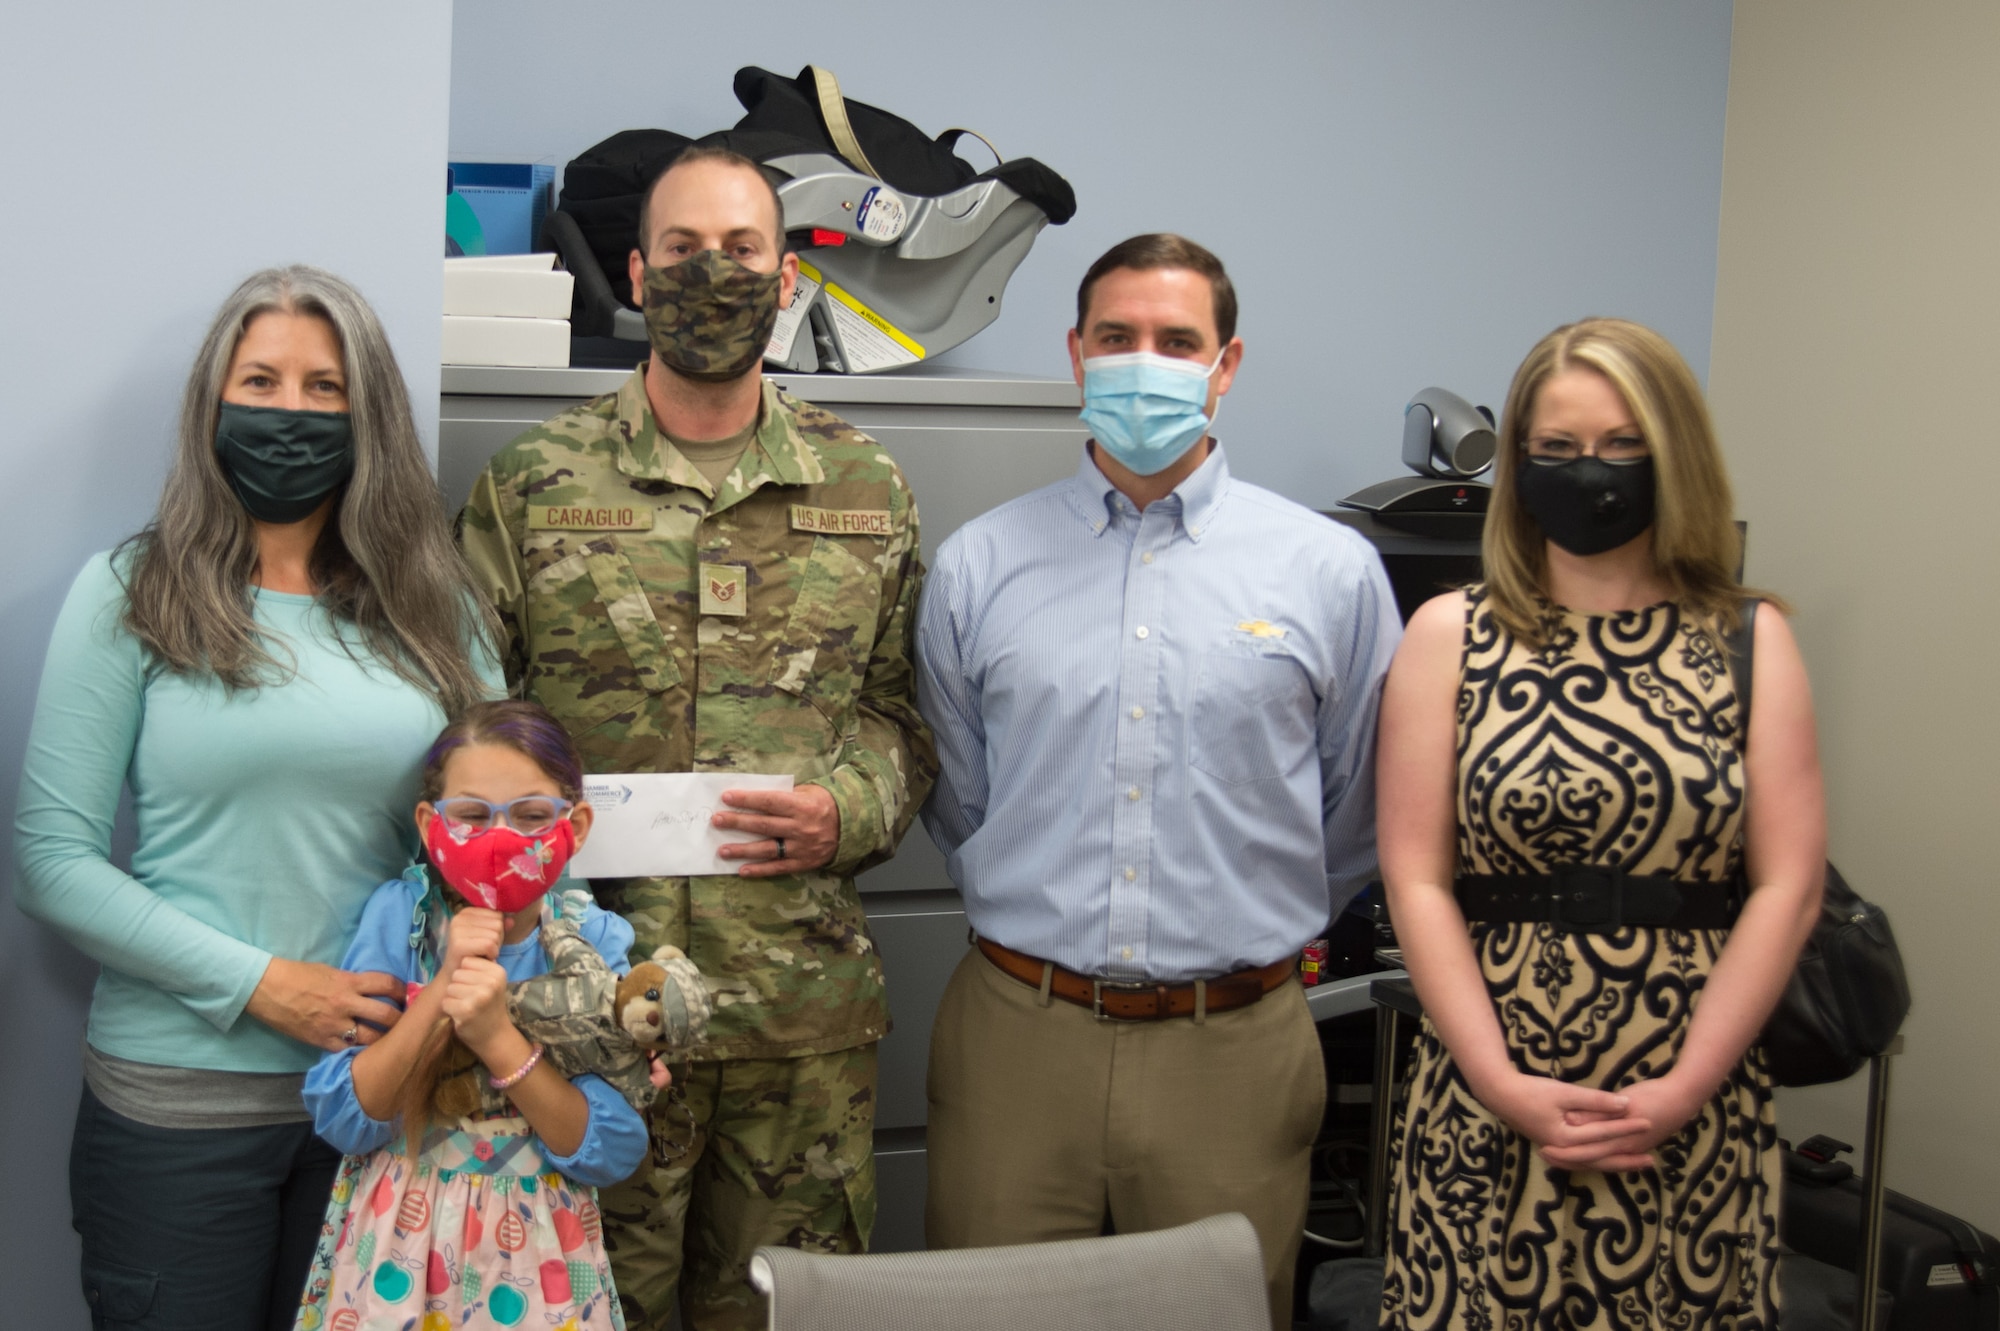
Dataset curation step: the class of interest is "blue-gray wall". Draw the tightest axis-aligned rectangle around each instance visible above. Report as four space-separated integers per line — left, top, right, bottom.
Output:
2 3 1733 1324
0 6 454 1325
450 0 1734 507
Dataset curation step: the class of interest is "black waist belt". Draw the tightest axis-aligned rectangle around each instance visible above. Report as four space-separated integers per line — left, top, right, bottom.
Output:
1454 867 1742 932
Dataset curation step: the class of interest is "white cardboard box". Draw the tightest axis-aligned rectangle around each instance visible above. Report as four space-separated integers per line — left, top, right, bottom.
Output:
441 315 570 368
446 253 556 271
443 264 574 318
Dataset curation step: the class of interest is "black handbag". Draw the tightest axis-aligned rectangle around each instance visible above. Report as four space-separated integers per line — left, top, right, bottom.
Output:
1726 601 1912 1086
1763 863 1911 1085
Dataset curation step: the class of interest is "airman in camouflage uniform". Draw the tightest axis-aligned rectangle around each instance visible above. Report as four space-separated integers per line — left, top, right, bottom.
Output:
458 146 935 1331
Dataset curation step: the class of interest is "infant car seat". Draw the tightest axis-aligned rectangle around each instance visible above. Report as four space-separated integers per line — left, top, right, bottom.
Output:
544 65 1076 373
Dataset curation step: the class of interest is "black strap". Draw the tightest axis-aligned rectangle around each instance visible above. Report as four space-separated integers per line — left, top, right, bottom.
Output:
1723 597 1759 733
1455 867 1742 931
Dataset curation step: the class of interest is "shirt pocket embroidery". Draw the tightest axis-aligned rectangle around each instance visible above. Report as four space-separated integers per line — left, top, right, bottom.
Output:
1188 649 1316 785
771 535 882 726
525 540 681 731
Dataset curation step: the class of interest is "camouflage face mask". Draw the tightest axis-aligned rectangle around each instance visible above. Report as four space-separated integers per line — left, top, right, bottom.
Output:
641 250 783 383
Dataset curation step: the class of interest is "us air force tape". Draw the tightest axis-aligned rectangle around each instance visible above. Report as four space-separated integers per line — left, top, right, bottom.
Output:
789 505 891 538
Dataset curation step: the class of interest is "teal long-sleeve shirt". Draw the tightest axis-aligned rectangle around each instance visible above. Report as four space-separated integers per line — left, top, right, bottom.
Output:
14 552 498 1074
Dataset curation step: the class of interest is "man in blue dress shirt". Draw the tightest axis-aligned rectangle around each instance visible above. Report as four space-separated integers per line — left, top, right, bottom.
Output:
915 233 1401 1328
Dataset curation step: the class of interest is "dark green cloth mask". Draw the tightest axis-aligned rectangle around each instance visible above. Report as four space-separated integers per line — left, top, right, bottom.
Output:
213 402 355 524
641 250 782 383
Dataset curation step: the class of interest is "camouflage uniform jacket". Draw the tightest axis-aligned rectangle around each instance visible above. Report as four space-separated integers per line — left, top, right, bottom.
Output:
459 370 936 1060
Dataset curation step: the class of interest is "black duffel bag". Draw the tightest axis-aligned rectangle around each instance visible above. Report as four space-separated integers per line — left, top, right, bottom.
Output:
1727 601 1912 1087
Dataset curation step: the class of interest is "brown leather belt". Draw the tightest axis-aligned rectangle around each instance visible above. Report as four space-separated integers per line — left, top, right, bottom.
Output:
975 937 1296 1022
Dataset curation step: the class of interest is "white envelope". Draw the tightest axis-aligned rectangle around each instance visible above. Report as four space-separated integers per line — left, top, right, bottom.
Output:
568 772 794 879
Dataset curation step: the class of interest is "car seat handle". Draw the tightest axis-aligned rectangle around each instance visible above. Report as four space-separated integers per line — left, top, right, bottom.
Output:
936 127 1003 170
806 66 883 180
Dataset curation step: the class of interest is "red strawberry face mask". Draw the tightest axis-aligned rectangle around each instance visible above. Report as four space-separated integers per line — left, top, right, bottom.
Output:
423 814 576 914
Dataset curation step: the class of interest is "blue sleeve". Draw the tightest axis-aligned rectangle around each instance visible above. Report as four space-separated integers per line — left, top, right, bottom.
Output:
304 1044 398 1156
915 548 986 859
13 555 276 1031
1317 548 1403 914
578 901 636 973
331 876 427 981
544 1074 648 1187
302 879 423 1154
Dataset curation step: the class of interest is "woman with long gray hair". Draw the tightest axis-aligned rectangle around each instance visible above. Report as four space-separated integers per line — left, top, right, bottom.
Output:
15 266 500 1330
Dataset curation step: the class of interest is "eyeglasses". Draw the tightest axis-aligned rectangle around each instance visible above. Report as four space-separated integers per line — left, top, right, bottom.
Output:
433 796 574 836
1523 435 1651 465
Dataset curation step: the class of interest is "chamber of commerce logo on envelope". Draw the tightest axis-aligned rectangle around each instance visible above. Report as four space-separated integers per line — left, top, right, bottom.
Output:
568 772 793 878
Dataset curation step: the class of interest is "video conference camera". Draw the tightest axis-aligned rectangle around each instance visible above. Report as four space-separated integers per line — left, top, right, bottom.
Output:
1338 387 1496 538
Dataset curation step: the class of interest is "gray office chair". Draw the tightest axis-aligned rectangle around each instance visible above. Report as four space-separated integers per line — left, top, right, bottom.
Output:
747 1211 1270 1331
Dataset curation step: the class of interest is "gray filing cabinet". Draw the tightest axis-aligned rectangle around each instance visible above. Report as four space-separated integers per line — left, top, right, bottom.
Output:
439 362 1087 1252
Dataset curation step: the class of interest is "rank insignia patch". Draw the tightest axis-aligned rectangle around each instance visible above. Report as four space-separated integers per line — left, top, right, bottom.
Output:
700 563 748 617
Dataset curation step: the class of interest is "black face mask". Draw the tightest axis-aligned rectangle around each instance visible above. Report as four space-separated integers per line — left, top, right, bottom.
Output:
1514 456 1657 556
214 402 355 524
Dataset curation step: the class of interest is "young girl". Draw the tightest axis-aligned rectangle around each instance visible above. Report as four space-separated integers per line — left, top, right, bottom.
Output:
296 700 646 1331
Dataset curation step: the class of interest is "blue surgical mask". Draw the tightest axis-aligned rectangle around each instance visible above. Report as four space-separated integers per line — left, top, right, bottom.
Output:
1078 351 1224 476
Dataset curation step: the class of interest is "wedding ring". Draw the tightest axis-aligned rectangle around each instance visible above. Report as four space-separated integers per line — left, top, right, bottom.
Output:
341 1025 359 1046
775 838 786 860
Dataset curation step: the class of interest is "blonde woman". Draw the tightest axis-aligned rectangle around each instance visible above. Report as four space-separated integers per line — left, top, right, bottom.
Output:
15 267 498 1331
1377 318 1824 1329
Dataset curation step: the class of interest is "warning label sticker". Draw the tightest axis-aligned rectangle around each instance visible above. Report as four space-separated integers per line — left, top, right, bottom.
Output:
855 186 907 242
765 261 822 363
823 281 924 373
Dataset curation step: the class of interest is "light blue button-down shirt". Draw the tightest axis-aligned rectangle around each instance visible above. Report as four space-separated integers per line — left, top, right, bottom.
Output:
916 445 1400 981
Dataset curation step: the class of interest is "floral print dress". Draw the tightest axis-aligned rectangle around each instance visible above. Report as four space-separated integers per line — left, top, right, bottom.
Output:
295 878 625 1331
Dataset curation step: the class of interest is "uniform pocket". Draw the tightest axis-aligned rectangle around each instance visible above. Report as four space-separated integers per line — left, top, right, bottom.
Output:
1188 650 1316 784
525 541 682 730
81 1255 158 1325
771 536 881 724
840 1150 879 1251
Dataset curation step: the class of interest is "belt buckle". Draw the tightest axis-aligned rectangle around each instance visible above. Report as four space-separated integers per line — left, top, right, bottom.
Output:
1090 977 1155 1022
1549 864 1625 933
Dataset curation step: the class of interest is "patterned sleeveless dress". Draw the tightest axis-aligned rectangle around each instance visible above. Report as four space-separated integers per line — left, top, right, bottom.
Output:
1380 587 1780 1331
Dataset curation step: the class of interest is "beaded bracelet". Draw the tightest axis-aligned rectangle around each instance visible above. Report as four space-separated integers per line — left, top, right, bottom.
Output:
489 1042 545 1090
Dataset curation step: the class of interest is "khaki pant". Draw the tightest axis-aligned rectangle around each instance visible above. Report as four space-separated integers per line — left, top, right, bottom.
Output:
600 1047 877 1331
925 949 1324 1331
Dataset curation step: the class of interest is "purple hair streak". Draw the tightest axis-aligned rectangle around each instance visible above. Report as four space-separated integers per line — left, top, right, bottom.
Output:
420 699 583 801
